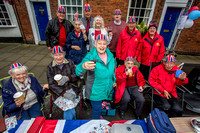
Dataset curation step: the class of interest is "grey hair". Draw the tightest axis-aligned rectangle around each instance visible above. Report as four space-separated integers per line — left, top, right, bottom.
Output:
72 20 83 26
93 17 104 29
8 66 28 75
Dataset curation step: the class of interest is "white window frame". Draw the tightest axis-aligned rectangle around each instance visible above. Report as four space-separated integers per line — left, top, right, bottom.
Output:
0 1 13 27
126 0 157 25
58 0 83 21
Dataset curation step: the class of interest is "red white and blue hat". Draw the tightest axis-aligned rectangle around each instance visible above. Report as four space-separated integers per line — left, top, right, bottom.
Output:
95 15 102 18
10 63 23 70
57 6 66 13
84 4 91 11
115 9 121 15
149 20 157 29
164 55 175 62
125 56 134 62
74 18 81 22
52 46 64 54
128 16 136 23
96 34 107 41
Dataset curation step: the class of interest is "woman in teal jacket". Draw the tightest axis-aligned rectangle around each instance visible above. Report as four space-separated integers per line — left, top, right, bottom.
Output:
76 34 116 119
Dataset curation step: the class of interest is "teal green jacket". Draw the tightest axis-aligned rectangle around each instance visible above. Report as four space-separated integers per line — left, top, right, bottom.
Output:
76 47 116 101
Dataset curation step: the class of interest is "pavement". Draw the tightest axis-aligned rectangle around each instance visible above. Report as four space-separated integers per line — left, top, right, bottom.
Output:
0 43 200 120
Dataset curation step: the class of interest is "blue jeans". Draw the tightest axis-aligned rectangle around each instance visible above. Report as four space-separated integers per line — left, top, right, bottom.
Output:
21 102 41 120
91 100 102 119
63 108 76 120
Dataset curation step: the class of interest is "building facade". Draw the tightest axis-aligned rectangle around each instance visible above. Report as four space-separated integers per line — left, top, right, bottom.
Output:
0 0 200 54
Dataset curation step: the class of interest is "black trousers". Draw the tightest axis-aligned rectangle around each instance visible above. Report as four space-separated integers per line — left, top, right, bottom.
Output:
139 64 150 80
154 94 183 117
120 86 145 117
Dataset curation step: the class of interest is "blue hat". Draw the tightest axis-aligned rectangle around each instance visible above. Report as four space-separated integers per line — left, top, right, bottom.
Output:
96 34 107 41
115 9 121 15
52 46 64 54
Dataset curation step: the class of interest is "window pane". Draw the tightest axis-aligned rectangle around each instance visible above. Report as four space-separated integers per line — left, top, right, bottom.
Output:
130 0 135 7
129 9 133 16
78 7 82 13
134 9 139 16
6 19 11 25
60 0 65 5
2 19 6 25
67 7 71 13
78 15 82 18
72 0 76 5
4 12 9 18
66 0 70 5
1 5 6 11
68 15 72 21
136 0 141 8
72 7 76 13
140 9 145 17
77 0 82 5
0 12 3 18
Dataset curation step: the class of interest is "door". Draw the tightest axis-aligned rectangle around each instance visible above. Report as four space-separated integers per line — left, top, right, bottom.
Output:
33 2 49 41
160 7 181 47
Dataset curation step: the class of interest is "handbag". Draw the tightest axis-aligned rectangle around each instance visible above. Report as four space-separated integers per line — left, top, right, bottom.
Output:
4 90 28 120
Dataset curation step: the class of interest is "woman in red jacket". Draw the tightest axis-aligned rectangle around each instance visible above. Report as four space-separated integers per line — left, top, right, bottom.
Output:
138 21 165 80
115 56 145 119
149 55 188 117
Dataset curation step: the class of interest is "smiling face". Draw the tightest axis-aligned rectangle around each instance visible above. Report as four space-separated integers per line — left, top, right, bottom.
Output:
56 11 66 22
127 22 136 32
74 21 81 32
163 61 176 71
95 18 102 28
149 27 157 36
53 52 65 65
11 70 27 83
84 10 92 19
95 40 107 55
114 14 122 22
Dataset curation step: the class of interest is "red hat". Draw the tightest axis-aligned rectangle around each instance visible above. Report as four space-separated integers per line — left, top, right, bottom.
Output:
115 9 121 15
149 20 157 29
10 63 23 70
57 6 66 13
52 46 64 54
96 34 107 41
164 55 175 62
84 4 91 11
128 16 136 23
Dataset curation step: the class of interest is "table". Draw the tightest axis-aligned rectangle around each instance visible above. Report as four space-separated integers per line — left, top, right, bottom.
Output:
170 117 200 133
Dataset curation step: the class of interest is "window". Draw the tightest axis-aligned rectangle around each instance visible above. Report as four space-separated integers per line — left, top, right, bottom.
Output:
0 1 12 26
59 0 83 21
127 0 156 25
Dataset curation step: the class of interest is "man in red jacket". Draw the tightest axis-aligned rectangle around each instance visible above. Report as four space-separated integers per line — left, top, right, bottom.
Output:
138 21 165 80
115 56 145 119
149 55 188 117
116 16 142 65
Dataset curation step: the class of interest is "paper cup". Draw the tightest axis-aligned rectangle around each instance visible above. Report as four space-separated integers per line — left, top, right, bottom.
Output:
175 69 183 78
54 74 62 83
13 92 25 103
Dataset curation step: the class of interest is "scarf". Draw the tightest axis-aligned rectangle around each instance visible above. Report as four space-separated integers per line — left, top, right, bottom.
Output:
12 76 31 92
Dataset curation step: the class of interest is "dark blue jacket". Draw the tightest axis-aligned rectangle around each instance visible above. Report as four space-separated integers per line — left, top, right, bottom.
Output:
66 30 87 65
2 75 44 117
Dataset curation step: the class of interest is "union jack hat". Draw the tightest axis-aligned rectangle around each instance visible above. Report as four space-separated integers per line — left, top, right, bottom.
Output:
10 63 23 70
57 6 66 13
95 15 102 18
128 16 136 23
84 4 91 11
74 18 81 22
115 9 121 15
52 46 64 54
125 56 134 62
149 20 157 29
164 55 175 62
96 34 107 41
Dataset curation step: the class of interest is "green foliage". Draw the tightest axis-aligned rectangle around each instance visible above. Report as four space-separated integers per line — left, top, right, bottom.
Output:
136 20 148 37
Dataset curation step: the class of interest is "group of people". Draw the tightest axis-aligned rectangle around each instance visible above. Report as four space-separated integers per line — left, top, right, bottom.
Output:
2 4 189 121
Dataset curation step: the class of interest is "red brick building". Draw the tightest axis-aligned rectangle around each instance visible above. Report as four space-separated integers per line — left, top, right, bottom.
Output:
0 0 200 54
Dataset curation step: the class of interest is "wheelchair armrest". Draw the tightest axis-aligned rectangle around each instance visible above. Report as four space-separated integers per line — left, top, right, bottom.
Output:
181 85 193 94
176 86 186 93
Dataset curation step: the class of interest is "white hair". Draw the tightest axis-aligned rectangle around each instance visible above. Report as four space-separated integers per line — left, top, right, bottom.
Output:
73 20 83 26
8 66 28 75
50 51 66 58
93 16 104 29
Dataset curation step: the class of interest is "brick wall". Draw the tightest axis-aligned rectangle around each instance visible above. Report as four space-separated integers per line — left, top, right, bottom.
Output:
49 0 58 19
84 0 129 27
174 2 200 53
15 0 34 43
152 0 165 25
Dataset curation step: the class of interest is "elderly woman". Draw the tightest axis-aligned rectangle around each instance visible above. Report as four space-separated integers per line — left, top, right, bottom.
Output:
2 63 44 120
137 21 165 80
65 18 87 65
88 15 112 50
76 34 116 119
47 46 79 120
